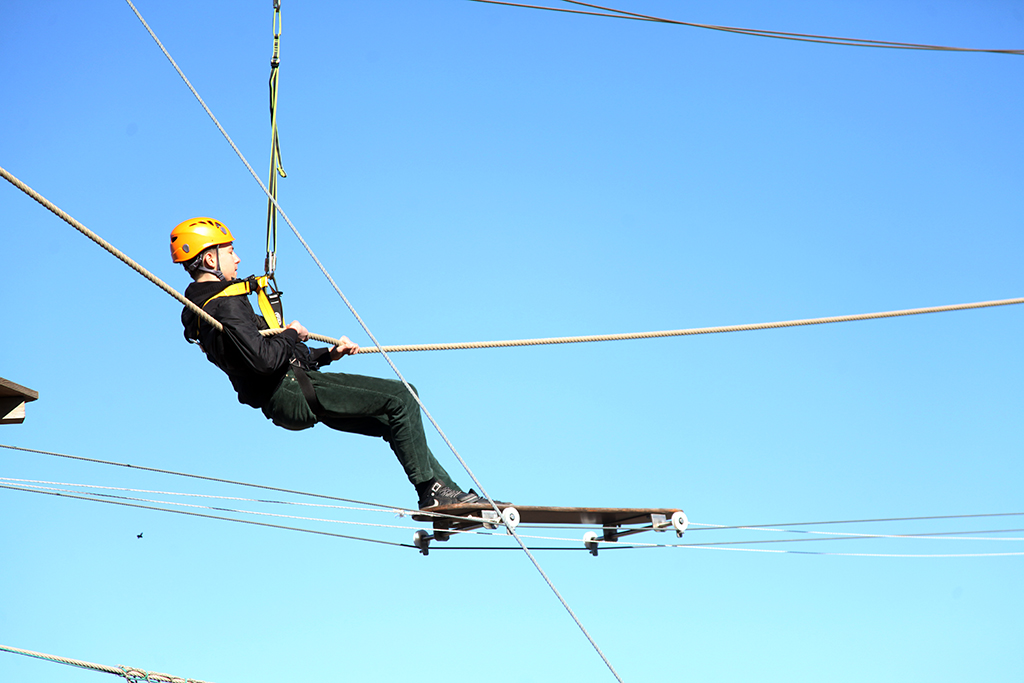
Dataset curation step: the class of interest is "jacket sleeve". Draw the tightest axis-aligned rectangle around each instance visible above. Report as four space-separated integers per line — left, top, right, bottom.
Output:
309 347 334 369
208 295 300 375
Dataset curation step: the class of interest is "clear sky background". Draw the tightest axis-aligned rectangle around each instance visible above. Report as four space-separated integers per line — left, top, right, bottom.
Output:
2 2 1023 682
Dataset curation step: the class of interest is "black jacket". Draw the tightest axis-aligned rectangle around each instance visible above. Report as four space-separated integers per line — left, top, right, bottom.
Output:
182 280 333 408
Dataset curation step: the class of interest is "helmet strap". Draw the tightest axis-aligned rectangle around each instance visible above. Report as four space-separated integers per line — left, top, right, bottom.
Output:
187 246 227 281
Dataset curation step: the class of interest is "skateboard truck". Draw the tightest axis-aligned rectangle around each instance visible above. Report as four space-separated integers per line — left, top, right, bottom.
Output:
579 510 688 556
413 506 522 555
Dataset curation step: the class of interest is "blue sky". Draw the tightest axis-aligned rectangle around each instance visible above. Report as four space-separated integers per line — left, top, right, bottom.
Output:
2 2 1023 681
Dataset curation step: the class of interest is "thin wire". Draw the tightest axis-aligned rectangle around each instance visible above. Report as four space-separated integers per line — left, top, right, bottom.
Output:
8 481 1021 558
678 529 1024 546
0 484 411 548
676 545 1024 558
472 526 1024 545
33 478 1024 547
2 480 486 536
12 476 1022 546
514 523 1024 542
427 544 1024 558
465 0 1024 55
8 443 1023 545
690 512 1024 531
0 444 541 529
0 476 401 514
0 443 400 510
1 480 559 545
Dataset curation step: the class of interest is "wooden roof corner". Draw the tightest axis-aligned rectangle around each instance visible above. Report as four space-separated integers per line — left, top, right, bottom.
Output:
0 377 39 425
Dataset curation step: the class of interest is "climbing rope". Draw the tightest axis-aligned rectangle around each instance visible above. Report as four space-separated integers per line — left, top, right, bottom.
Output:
344 296 1024 353
0 643 213 683
4 160 1021 360
0 165 225 333
0 164 330 348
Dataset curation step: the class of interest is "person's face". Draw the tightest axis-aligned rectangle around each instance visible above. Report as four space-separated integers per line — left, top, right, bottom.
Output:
212 243 240 280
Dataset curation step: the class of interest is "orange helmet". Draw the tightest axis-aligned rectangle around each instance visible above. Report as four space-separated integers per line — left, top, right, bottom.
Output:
170 217 234 263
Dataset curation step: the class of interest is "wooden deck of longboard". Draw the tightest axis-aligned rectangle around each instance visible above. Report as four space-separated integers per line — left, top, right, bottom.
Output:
411 503 688 555
412 504 682 527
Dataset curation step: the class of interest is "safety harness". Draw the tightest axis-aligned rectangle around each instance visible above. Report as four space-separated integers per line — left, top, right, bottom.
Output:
201 275 284 330
197 275 326 418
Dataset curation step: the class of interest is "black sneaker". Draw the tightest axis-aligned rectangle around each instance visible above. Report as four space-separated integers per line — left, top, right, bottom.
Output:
417 480 483 510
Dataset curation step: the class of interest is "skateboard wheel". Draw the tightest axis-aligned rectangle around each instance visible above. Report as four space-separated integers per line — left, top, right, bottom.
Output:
671 510 689 535
501 506 520 531
413 530 431 555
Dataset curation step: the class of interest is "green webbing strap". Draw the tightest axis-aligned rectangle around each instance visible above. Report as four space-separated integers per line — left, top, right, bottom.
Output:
265 0 286 278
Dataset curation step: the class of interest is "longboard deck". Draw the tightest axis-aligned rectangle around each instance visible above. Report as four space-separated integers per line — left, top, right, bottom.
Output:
413 504 682 527
411 503 688 555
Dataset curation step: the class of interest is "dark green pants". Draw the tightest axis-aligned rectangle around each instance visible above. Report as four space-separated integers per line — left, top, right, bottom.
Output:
262 368 457 490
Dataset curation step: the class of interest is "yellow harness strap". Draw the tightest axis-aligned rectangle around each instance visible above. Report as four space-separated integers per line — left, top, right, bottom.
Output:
201 276 283 330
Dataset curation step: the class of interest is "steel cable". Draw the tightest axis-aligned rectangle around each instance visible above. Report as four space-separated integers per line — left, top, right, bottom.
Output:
467 0 1024 55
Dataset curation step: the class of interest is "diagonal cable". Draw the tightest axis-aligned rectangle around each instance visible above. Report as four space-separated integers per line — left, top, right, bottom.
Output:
123 3 622 678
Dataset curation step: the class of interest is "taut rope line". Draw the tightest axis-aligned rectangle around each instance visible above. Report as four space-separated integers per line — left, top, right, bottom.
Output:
345 297 1024 353
0 163 335 348
4 162 1020 359
0 165 225 333
0 643 213 683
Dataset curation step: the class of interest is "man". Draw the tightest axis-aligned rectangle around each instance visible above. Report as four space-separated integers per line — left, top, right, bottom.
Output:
171 216 484 509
